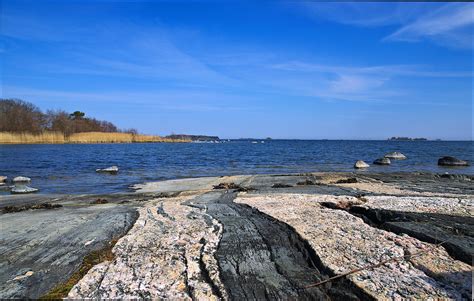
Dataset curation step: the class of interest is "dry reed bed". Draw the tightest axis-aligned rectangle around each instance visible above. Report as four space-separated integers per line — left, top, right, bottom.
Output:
0 132 189 144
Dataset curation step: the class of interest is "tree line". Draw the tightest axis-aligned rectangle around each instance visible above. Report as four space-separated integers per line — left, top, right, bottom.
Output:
0 99 137 136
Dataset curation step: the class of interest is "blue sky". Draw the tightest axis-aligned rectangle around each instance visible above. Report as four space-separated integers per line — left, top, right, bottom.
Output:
1 1 472 140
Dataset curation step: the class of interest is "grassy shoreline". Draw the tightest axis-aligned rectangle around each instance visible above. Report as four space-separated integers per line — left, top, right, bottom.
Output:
0 131 190 144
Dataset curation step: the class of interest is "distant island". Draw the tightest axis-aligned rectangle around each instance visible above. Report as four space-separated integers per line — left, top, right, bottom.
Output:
0 99 194 144
388 137 429 141
166 134 220 142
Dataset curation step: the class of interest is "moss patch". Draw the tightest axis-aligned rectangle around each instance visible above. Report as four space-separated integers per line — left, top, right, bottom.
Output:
40 238 119 300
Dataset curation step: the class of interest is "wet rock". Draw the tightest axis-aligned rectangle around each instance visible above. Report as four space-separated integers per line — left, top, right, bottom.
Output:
438 156 469 167
354 160 369 169
384 152 407 160
373 158 391 165
12 176 31 183
0 176 7 184
96 166 119 173
11 186 39 194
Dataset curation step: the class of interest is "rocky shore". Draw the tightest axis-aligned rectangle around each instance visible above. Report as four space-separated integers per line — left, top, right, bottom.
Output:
0 172 472 299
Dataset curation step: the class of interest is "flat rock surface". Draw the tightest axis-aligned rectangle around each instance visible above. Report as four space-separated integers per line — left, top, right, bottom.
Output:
236 193 472 300
69 194 227 300
1 172 473 300
0 196 139 299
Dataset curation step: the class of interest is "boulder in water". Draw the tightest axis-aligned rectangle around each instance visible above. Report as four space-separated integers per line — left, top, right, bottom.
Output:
13 176 31 183
354 160 370 169
0 176 7 185
384 152 407 160
373 158 391 165
96 166 119 173
438 156 469 167
11 185 39 194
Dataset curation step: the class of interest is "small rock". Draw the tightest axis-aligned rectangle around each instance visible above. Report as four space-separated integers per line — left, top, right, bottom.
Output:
96 166 119 173
91 198 109 204
297 179 316 186
384 152 407 160
354 160 370 169
213 182 240 190
13 176 31 183
84 239 95 246
438 156 469 167
373 158 391 165
0 176 7 184
13 271 34 281
11 185 39 194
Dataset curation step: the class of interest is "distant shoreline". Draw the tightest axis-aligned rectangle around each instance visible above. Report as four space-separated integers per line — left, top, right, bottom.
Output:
0 131 190 144
1 133 472 144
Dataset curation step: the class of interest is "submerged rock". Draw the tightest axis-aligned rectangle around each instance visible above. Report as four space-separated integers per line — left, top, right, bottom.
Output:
12 176 31 183
384 152 407 160
438 156 469 167
373 158 391 165
354 160 369 169
11 185 39 194
96 166 119 173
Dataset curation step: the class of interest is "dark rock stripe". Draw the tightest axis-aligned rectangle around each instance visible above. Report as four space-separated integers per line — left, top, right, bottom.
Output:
185 191 370 301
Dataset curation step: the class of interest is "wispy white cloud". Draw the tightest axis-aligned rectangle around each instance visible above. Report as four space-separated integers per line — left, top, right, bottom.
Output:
296 2 427 27
1 10 239 88
2 3 470 110
296 2 473 49
249 60 469 104
1 86 258 112
271 62 472 78
329 75 386 94
385 3 474 49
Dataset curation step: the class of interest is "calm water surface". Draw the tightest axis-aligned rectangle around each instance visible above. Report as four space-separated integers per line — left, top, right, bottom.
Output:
1 140 472 194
